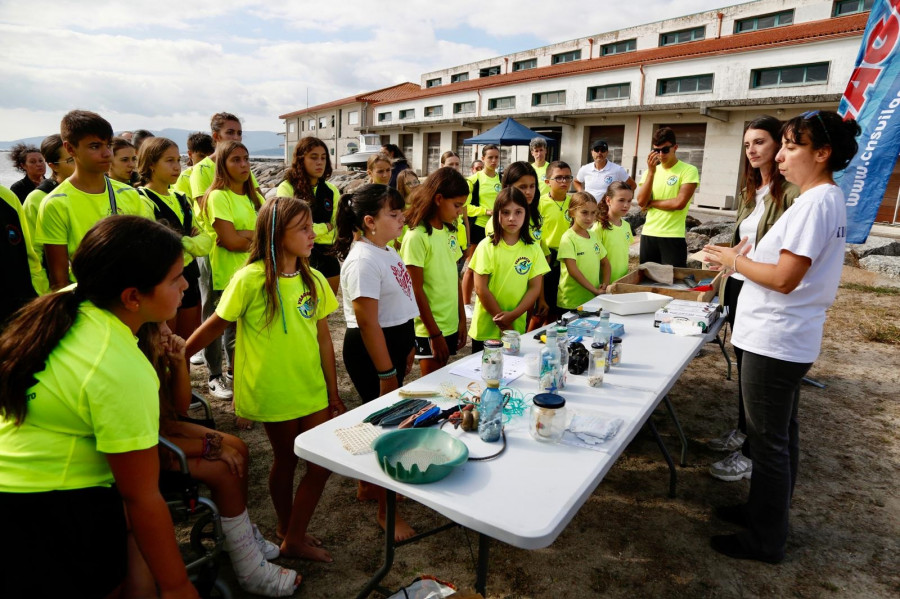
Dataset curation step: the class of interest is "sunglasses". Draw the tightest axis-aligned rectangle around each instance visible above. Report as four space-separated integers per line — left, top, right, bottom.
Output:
652 146 673 154
800 110 832 146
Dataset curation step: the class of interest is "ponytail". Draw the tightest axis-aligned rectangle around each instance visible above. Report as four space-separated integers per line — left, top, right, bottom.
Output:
331 184 405 261
332 193 357 261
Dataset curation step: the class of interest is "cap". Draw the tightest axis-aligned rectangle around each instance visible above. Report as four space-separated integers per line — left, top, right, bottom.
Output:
592 140 609 152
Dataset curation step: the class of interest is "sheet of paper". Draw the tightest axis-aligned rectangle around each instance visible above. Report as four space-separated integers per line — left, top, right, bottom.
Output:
448 353 528 386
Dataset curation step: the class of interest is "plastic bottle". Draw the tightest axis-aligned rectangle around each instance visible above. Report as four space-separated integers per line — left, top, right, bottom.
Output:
588 342 606 387
478 380 503 442
593 310 613 346
556 325 569 389
539 328 560 393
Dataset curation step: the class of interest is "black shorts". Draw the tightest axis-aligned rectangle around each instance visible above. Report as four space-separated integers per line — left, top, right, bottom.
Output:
344 321 415 403
469 223 487 247
0 485 128 598
542 248 561 316
414 331 460 359
310 244 341 278
181 259 201 309
639 235 688 268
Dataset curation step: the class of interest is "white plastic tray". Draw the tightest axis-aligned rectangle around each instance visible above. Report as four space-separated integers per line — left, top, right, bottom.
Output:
594 292 673 315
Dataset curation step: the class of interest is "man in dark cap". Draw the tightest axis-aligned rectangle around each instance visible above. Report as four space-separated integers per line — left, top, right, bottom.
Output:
574 140 635 199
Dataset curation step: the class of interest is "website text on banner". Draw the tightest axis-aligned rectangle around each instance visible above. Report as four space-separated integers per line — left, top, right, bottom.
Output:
837 0 900 244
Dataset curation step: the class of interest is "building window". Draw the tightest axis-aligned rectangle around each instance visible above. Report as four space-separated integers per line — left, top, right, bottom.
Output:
488 96 516 110
308 119 315 130
587 82 631 102
552 50 582 65
426 77 442 88
833 0 873 16
453 101 476 114
451 72 469 83
513 58 537 71
601 39 636 56
659 26 705 46
348 110 359 125
735 10 794 33
657 74 714 95
319 117 327 129
399 109 415 120
751 62 829 88
378 112 392 123
479 66 501 78
532 90 566 106
288 122 296 133
424 105 443 117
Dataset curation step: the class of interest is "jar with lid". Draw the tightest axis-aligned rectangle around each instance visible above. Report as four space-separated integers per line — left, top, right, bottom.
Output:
501 330 520 355
529 393 567 443
481 339 504 383
588 343 606 387
610 336 623 366
556 325 568 389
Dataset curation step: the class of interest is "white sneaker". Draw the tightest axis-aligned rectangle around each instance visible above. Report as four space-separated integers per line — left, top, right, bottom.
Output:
252 524 280 560
464 304 474 319
190 352 205 366
223 371 234 384
709 451 752 482
208 376 233 400
707 429 746 452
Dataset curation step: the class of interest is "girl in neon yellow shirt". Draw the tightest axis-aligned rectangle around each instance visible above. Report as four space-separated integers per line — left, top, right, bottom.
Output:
595 181 635 283
108 136 136 184
557 192 611 310
366 153 392 185
187 197 346 568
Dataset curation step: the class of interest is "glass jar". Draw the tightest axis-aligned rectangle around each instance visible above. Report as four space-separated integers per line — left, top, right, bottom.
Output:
481 339 504 383
610 336 623 366
588 342 606 387
501 330 520 355
529 393 567 443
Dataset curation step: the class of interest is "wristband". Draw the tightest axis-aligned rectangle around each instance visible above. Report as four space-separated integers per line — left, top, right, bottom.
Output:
428 331 443 340
377 368 397 380
733 254 742 274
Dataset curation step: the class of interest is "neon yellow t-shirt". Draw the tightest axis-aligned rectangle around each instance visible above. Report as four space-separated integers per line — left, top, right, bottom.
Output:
638 160 700 238
557 228 608 310
173 167 193 199
457 216 468 250
0 302 159 492
216 262 337 421
537 193 572 250
399 224 462 337
533 162 550 198
468 237 550 341
466 171 502 228
594 220 633 282
484 218 550 257
189 156 260 200
1 185 48 295
139 188 212 265
275 180 340 245
35 178 154 258
207 189 258 290
22 187 48 247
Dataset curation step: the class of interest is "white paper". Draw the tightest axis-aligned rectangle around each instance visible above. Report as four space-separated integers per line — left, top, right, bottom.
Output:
448 353 528 386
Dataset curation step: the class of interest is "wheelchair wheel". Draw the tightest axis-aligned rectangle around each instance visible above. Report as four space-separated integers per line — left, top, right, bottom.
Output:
189 511 222 556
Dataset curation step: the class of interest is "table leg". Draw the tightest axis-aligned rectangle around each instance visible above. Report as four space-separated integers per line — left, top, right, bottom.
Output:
355 490 397 599
647 419 677 498
714 333 732 380
802 377 827 389
663 395 688 467
475 533 490 597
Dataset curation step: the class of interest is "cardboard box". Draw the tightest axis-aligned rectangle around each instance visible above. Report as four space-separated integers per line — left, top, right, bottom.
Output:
608 267 722 302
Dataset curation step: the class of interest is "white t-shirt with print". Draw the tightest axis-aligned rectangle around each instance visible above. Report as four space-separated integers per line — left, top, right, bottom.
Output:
575 161 630 200
732 184 846 364
341 240 419 328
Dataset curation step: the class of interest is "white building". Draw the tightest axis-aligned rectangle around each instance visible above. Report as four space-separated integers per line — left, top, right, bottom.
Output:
280 0 897 221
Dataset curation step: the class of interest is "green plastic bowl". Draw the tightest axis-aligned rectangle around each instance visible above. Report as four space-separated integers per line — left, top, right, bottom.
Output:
373 428 469 484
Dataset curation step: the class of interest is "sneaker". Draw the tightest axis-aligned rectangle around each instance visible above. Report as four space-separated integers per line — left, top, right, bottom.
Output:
707 429 746 452
252 524 280 560
207 376 233 400
223 370 234 384
709 451 752 482
190 352 205 366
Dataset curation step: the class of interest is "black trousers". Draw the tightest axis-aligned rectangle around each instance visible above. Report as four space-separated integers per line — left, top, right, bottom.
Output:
724 276 750 458
639 235 687 267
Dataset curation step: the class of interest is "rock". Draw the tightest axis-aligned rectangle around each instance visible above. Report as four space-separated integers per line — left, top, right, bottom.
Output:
685 232 710 253
844 247 860 268
859 255 900 279
628 241 641 259
624 205 645 231
691 221 735 238
847 236 900 259
684 215 702 230
709 232 733 246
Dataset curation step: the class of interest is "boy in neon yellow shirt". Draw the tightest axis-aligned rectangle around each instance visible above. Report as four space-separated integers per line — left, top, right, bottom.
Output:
536 160 574 321
636 127 699 267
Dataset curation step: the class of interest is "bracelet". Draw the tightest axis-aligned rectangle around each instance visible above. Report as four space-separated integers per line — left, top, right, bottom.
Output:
377 368 397 380
733 254 742 274
428 331 443 339
202 432 223 460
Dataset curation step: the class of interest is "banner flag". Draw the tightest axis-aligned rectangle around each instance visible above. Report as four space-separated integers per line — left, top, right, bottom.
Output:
836 0 900 243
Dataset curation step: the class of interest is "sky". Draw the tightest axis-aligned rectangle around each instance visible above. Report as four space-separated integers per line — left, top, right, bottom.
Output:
0 0 734 140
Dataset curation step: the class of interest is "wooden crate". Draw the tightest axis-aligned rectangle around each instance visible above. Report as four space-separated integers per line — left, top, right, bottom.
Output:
608 267 722 302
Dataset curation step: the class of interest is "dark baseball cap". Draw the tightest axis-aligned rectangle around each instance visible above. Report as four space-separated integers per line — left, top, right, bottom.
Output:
592 140 609 152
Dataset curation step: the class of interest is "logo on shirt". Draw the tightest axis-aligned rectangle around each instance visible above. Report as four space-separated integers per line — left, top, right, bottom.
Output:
392 263 414 300
625 231 632 242
532 228 542 240
6 224 23 246
836 226 846 239
448 234 458 252
564 212 573 224
667 176 679 186
604 175 613 184
514 256 533 275
297 291 316 319
593 242 601 254
493 183 502 192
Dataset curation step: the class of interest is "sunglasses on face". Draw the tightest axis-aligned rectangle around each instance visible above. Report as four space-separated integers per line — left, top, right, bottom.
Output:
652 146 673 154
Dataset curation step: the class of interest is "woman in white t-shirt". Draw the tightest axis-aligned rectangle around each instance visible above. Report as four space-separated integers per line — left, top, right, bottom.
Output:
335 183 420 542
704 111 860 564
708 116 800 482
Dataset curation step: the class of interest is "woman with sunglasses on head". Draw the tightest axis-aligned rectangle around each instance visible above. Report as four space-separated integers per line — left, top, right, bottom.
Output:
703 111 860 564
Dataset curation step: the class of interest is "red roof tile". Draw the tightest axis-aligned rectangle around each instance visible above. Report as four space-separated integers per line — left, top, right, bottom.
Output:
373 14 868 105
279 82 420 119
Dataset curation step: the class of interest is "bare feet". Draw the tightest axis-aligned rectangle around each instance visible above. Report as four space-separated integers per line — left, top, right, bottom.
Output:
357 480 379 502
280 539 333 563
236 417 255 430
377 509 416 542
274 529 321 547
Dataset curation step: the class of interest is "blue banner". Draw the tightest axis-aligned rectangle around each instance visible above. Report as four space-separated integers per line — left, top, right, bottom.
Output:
836 0 900 243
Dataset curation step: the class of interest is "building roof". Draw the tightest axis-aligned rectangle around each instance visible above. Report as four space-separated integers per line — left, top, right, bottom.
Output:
373 13 868 105
278 82 420 119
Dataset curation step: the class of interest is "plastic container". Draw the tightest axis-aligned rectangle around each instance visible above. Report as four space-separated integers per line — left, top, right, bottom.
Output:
594 292 673 315
373 428 469 484
588 343 606 387
501 330 520 355
478 380 504 443
539 329 560 393
556 326 568 390
481 339 504 382
529 393 567 443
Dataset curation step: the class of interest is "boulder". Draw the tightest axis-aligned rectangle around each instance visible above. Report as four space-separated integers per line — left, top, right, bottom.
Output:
859 255 900 279
684 215 702 230
623 205 646 231
847 236 900 259
685 232 710 253
691 221 735 239
709 232 733 246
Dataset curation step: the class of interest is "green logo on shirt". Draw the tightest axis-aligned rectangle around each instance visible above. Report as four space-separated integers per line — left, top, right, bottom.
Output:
448 234 458 251
297 291 316 319
593 242 601 254
667 176 678 186
493 183 502 192
533 228 542 240
514 256 533 275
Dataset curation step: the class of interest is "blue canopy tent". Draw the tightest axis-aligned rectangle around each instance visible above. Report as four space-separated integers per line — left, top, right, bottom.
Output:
462 118 554 146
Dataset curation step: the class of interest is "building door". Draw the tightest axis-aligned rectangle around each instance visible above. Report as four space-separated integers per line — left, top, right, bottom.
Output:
455 131 474 174
586 126 626 166
530 126 562 162
380 135 391 147
399 134 413 163
426 132 441 174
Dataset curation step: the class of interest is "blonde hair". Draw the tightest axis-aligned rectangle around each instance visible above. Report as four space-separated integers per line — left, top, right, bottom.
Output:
567 191 597 227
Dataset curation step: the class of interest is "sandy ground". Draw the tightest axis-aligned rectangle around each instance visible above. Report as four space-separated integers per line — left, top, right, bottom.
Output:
183 273 899 598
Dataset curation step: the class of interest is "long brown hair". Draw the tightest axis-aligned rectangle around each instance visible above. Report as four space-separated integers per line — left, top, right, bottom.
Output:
136 323 178 433
489 187 533 246
136 136 178 187
404 167 468 234
199 141 261 219
599 181 632 230
249 197 321 330
282 137 333 204
0 216 183 425
742 116 786 209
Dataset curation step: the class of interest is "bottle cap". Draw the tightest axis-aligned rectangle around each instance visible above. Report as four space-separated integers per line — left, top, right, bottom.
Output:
533 393 565 409
485 379 500 388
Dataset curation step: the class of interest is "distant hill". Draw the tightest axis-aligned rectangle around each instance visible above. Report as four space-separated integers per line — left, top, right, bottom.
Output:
0 129 283 157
